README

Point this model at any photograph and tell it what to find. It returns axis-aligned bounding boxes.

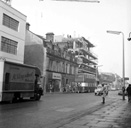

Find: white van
[94,85,103,95]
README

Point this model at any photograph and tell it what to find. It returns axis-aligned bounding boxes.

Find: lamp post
[52,0,100,3]
[107,30,125,100]
[127,32,131,41]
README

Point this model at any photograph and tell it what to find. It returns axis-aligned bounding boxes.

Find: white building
[0,0,26,63]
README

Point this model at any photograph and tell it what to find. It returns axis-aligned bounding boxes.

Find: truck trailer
[0,60,43,103]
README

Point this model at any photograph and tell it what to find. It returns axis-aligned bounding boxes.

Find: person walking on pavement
[49,81,53,93]
[101,83,107,104]
[126,84,131,102]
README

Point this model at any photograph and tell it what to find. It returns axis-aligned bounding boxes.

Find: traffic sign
[124,77,129,80]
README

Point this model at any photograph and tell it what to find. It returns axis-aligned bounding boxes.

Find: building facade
[55,36,98,92]
[99,72,115,84]
[0,0,26,63]
[45,33,78,92]
[24,31,79,93]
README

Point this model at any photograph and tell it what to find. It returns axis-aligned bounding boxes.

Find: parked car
[94,85,102,95]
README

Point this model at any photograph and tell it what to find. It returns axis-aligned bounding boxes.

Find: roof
[61,37,95,48]
[46,32,54,35]
[82,37,95,47]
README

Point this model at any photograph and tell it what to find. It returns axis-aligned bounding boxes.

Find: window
[1,36,18,55]
[3,14,19,31]
[5,73,10,90]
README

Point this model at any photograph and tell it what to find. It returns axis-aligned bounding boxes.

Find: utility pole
[107,30,125,100]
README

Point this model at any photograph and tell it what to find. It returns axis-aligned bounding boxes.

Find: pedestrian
[49,82,53,93]
[63,87,66,92]
[101,83,107,104]
[126,84,131,102]
[122,86,125,94]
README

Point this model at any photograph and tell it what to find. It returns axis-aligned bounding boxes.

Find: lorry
[0,60,43,103]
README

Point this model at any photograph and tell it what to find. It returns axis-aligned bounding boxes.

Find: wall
[0,1,26,63]
[24,30,45,75]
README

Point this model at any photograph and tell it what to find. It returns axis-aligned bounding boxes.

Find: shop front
[46,72,62,92]
[52,73,62,92]
[65,74,75,92]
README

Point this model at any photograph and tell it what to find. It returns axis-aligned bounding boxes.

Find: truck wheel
[35,93,41,101]
[12,96,18,103]
[9,99,13,104]
[19,97,23,101]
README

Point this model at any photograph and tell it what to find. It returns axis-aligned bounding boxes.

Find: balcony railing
[79,48,97,59]
[78,55,97,65]
[46,47,77,63]
[78,64,96,74]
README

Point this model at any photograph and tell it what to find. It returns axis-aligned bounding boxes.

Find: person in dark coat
[126,84,131,102]
[101,84,107,104]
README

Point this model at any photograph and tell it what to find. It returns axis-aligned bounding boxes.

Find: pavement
[57,98,131,128]
[44,92,131,128]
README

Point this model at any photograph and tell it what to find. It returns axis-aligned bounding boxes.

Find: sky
[11,0,131,82]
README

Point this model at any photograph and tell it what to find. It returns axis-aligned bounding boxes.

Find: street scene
[0,0,131,128]
[0,91,131,128]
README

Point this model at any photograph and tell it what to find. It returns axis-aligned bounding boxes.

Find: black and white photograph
[0,0,131,128]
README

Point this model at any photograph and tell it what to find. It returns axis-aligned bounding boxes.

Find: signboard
[124,77,129,80]
[52,73,61,80]
[9,65,35,83]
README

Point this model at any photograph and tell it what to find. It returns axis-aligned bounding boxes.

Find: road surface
[0,91,121,128]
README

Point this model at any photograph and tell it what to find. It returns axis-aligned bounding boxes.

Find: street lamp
[107,30,125,100]
[127,32,131,41]
[52,0,100,3]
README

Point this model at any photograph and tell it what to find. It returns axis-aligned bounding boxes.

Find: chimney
[3,0,12,6]
[46,32,54,42]
[26,22,30,30]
